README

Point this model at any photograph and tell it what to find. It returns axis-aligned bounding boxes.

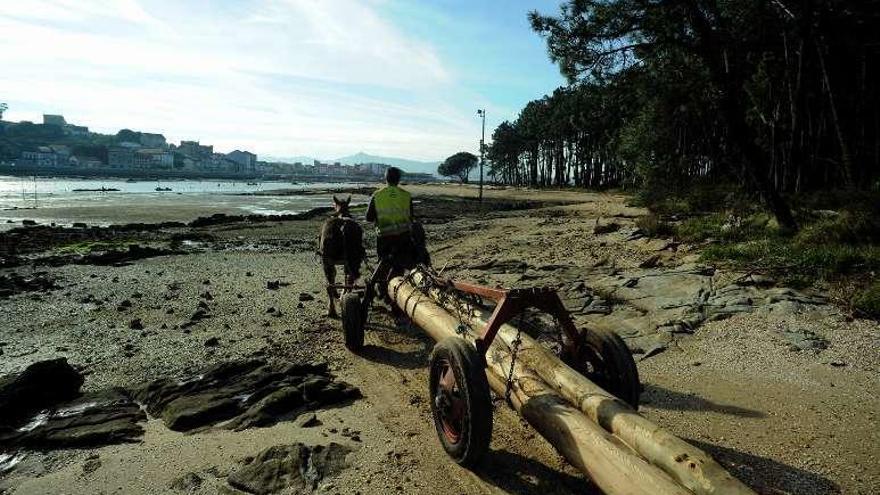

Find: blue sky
[0,0,566,161]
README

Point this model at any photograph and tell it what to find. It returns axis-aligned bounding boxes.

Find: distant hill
[263,152,439,176]
[333,152,439,176]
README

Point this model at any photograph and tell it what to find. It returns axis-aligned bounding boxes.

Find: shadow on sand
[641,383,767,418]
[686,438,840,495]
[475,448,596,495]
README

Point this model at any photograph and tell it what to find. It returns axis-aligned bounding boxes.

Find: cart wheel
[566,328,641,408]
[428,338,492,467]
[341,293,364,352]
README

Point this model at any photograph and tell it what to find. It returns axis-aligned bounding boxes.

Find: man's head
[385,167,402,186]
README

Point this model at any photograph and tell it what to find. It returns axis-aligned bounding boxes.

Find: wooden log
[389,277,692,495]
[400,273,756,495]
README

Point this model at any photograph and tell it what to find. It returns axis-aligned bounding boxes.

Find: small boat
[155,187,172,192]
[247,182,259,186]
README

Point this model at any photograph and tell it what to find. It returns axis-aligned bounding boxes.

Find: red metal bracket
[449,281,580,359]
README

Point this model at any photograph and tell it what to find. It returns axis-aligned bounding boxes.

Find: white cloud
[0,0,476,160]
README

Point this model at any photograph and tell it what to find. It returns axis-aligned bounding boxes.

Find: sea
[0,176,369,228]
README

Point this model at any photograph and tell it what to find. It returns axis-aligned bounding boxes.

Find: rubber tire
[428,338,493,467]
[579,328,641,408]
[341,293,364,352]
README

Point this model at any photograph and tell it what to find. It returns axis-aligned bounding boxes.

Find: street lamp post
[476,108,485,203]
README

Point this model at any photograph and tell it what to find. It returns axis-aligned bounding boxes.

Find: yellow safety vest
[373,185,412,237]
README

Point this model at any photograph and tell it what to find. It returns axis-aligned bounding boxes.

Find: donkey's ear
[346,195,352,204]
[332,195,340,204]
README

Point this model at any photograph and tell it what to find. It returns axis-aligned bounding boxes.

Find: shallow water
[0,176,368,228]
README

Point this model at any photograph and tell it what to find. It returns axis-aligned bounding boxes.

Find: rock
[0,358,84,427]
[197,300,210,310]
[205,337,220,347]
[227,443,350,494]
[298,293,315,302]
[638,254,662,269]
[129,319,144,330]
[0,273,59,299]
[200,291,214,301]
[781,329,828,352]
[22,219,37,226]
[0,388,145,448]
[161,393,241,431]
[266,307,276,314]
[294,412,321,428]
[191,309,209,321]
[266,281,281,290]
[170,472,203,491]
[82,456,101,474]
[134,360,360,433]
[593,222,620,235]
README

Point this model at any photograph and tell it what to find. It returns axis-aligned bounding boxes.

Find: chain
[504,312,526,407]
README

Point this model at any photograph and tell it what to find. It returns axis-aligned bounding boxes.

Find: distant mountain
[262,152,439,176]
[333,152,438,175]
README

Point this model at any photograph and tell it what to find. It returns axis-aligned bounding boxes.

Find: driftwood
[389,274,756,495]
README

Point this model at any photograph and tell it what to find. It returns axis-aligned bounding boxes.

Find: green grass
[56,240,137,255]
[854,282,880,318]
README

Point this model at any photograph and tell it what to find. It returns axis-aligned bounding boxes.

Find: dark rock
[266,281,281,290]
[639,254,662,269]
[781,329,828,352]
[298,293,315,302]
[22,219,37,226]
[82,456,101,474]
[161,393,241,431]
[134,360,359,433]
[200,291,213,301]
[204,337,220,347]
[227,443,350,494]
[117,299,132,311]
[593,222,620,235]
[169,472,203,491]
[129,319,144,330]
[191,309,209,321]
[0,387,145,449]
[266,307,276,314]
[0,358,84,427]
[294,412,321,428]
[0,273,59,299]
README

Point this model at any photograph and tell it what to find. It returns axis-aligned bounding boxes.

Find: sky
[0,0,566,162]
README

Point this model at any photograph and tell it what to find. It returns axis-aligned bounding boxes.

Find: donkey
[318,195,365,318]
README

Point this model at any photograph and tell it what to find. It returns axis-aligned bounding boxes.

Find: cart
[335,261,641,467]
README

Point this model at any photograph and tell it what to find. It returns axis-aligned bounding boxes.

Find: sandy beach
[1,184,877,495]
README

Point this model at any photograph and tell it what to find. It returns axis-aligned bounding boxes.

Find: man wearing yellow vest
[366,167,414,267]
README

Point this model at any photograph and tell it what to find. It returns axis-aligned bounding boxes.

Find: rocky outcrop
[575,264,831,358]
[0,272,59,298]
[227,443,350,494]
[134,359,361,432]
[0,359,145,449]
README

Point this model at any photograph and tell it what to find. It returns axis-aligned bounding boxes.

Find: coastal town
[0,112,429,180]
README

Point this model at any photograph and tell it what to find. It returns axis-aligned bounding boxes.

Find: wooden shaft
[389,277,693,495]
[396,273,756,495]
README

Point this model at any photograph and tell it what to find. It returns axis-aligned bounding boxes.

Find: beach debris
[134,359,361,433]
[227,443,350,494]
[298,293,315,302]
